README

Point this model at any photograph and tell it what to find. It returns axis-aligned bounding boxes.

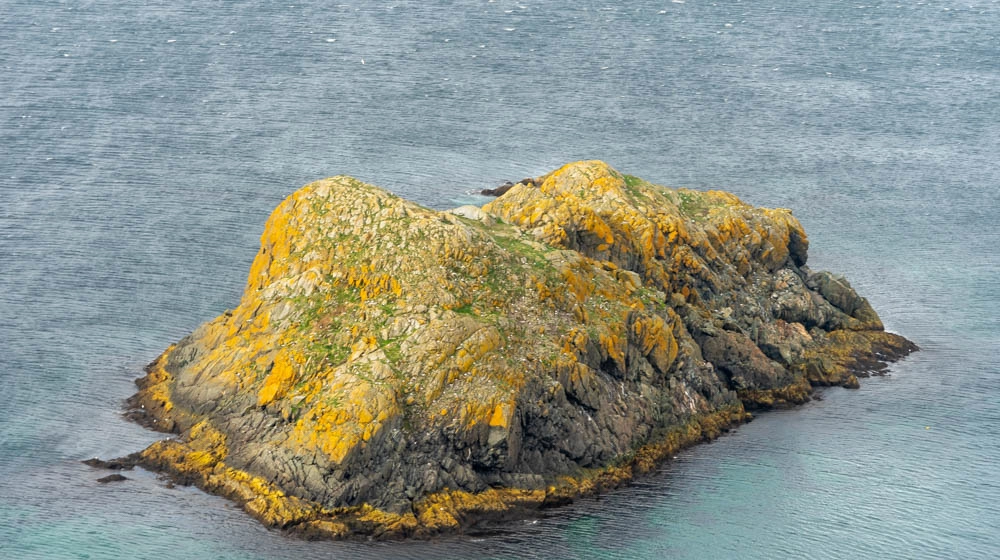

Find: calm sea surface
[2,1,998,558]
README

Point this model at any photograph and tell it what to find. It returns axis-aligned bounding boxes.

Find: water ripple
[3,0,999,558]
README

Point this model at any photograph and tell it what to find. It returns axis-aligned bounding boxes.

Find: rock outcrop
[114,161,915,538]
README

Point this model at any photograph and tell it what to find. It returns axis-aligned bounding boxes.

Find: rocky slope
[109,161,915,538]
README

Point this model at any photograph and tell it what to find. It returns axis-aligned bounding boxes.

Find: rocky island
[106,161,915,539]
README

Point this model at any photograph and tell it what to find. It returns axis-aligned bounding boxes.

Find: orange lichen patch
[451,326,501,374]
[598,331,626,371]
[136,346,176,414]
[578,209,615,246]
[243,186,334,293]
[629,312,680,372]
[657,212,691,246]
[559,262,594,302]
[213,467,320,528]
[257,349,301,406]
[345,265,403,301]
[415,500,459,531]
[139,420,228,477]
[138,431,324,529]
[349,335,379,360]
[488,402,514,428]
[591,174,624,195]
[349,505,420,535]
[283,373,398,461]
[306,424,361,464]
[562,327,589,356]
[225,307,272,339]
[187,420,227,453]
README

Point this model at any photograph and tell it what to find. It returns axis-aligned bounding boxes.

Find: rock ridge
[105,160,915,539]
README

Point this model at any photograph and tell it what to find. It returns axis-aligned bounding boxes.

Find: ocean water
[2,0,998,558]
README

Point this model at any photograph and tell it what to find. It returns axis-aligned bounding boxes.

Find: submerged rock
[117,160,915,538]
[481,177,537,197]
[97,474,129,484]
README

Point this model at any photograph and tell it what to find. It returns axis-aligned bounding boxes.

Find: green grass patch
[377,334,406,365]
[622,174,655,202]
[490,233,553,272]
[678,191,712,221]
[622,174,644,188]
[452,303,476,315]
[307,339,351,367]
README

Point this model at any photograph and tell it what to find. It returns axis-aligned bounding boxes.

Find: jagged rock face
[123,161,915,538]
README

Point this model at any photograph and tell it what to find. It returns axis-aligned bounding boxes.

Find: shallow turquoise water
[2,1,998,558]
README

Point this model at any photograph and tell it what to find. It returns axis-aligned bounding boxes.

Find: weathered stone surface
[115,160,915,539]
